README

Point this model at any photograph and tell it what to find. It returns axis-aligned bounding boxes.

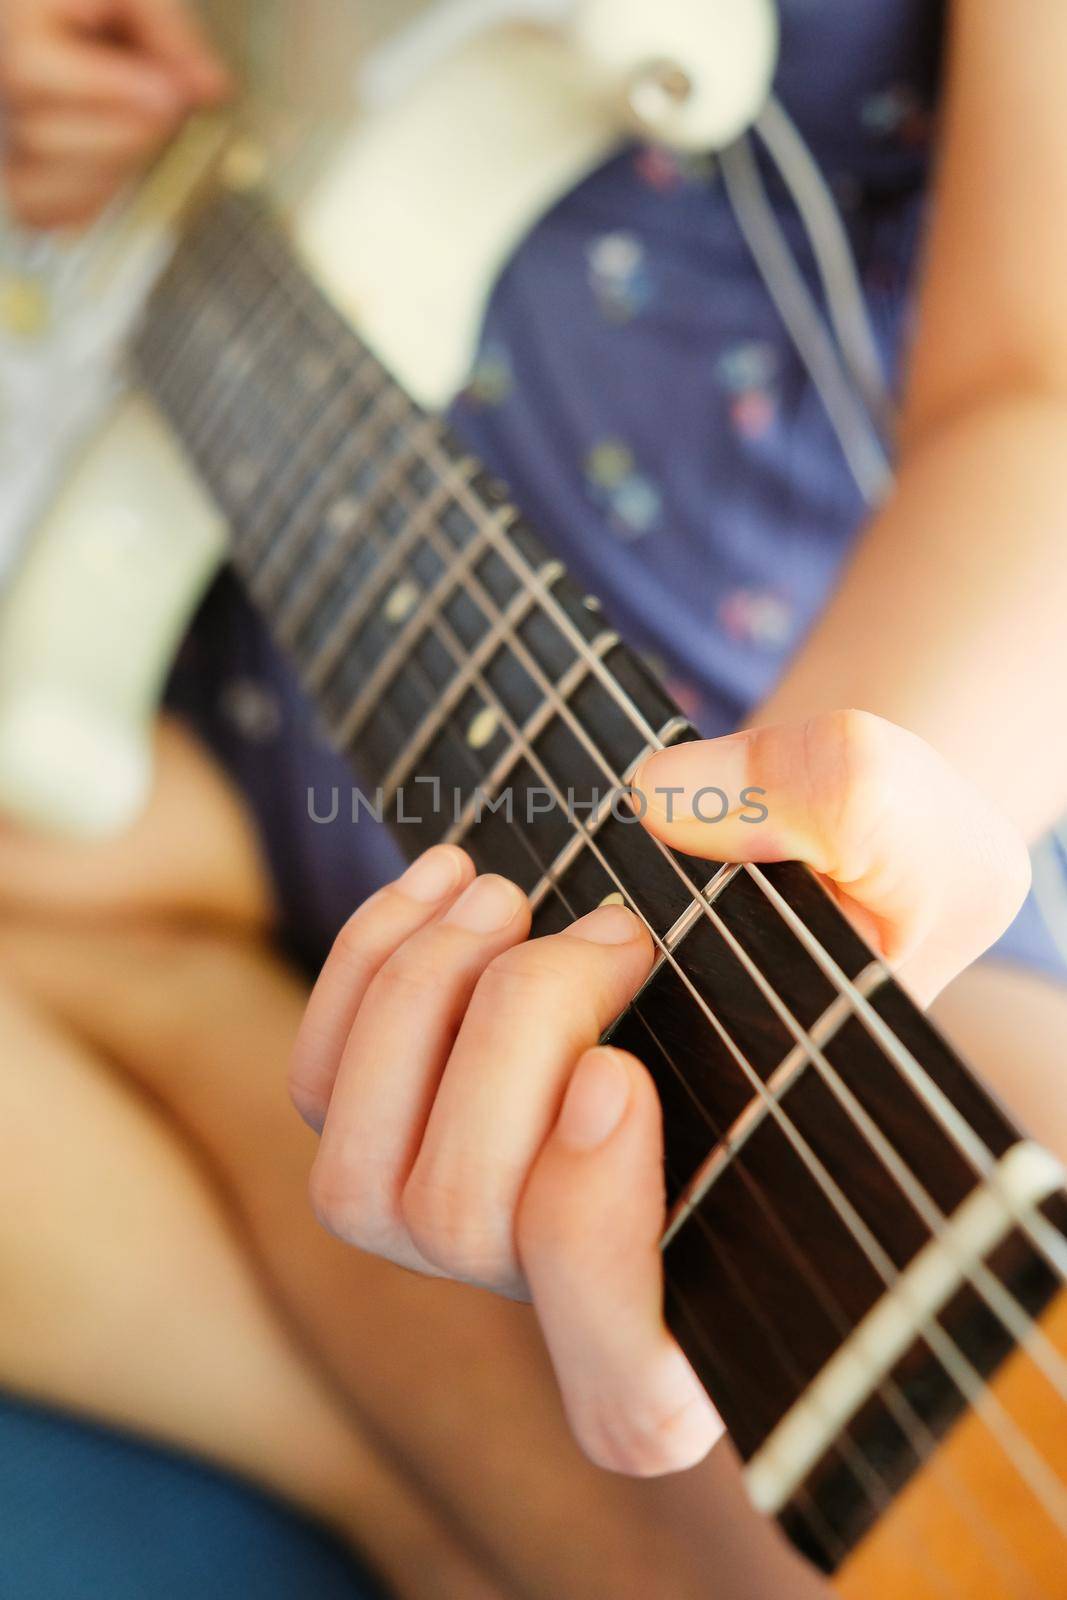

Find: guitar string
[139,192,1067,1552]
[747,861,1067,1286]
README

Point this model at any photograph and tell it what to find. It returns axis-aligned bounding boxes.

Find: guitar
[1,5,1065,1595]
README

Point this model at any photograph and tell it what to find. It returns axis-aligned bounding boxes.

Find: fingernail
[556,1050,631,1150]
[443,874,524,934]
[397,846,464,903]
[568,904,642,944]
[633,734,752,823]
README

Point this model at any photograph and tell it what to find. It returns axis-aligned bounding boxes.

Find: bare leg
[0,917,826,1600]
[0,972,509,1600]
[0,718,274,931]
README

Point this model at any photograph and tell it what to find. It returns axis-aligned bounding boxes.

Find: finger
[289,845,475,1132]
[400,904,654,1292]
[4,152,121,227]
[2,32,184,117]
[632,711,1030,1002]
[112,0,232,102]
[519,1046,723,1475]
[8,105,169,162]
[311,872,532,1271]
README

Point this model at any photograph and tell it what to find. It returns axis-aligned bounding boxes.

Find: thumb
[518,1046,723,1476]
[631,710,1030,1003]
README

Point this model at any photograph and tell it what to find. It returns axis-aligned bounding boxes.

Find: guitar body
[836,1292,1067,1599]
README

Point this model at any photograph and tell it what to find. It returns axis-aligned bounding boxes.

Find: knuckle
[331,910,378,976]
[476,940,590,1013]
[827,707,897,769]
[813,707,895,794]
[469,954,601,1058]
[400,1168,516,1287]
[372,942,448,1009]
[308,1151,389,1253]
[799,708,899,871]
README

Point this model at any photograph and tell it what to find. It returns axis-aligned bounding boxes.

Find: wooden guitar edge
[833,1291,1067,1599]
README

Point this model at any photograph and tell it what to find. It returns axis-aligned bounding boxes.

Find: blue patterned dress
[166,0,1067,981]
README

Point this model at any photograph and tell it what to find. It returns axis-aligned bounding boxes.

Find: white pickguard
[0,1,778,836]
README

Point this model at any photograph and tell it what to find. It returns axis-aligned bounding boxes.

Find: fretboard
[134,188,1067,1576]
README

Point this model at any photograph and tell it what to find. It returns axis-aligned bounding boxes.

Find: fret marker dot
[384,580,420,624]
[326,496,359,535]
[466,707,500,750]
[599,891,626,908]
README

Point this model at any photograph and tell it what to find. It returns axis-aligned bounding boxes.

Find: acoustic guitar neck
[135,186,1067,1596]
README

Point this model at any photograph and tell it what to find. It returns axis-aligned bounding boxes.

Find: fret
[656,863,739,953]
[755,867,1067,1282]
[157,219,381,564]
[303,467,489,713]
[158,230,285,447]
[663,960,889,1248]
[770,1165,1067,1568]
[322,528,495,746]
[433,456,666,754]
[154,285,300,515]
[209,209,398,530]
[604,865,879,1213]
[420,475,754,951]
[240,374,413,574]
[526,713,690,913]
[667,1106,893,1462]
[269,418,454,651]
[252,379,398,595]
[380,561,565,801]
[152,279,265,454]
[180,259,281,426]
[248,382,420,604]
[203,351,377,556]
[646,900,1067,1553]
[139,197,256,391]
[446,629,620,848]
[637,857,1018,1250]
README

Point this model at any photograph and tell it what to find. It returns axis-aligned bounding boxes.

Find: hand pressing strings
[290,710,1029,1476]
